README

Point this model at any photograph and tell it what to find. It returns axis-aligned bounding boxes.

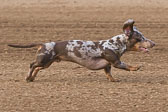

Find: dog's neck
[99,34,128,56]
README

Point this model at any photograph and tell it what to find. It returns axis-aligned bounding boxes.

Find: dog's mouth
[139,47,149,53]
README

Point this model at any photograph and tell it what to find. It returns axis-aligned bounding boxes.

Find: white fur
[99,34,127,55]
[44,42,56,59]
[45,42,55,51]
[66,40,102,59]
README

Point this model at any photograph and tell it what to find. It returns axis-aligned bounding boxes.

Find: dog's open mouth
[139,47,149,53]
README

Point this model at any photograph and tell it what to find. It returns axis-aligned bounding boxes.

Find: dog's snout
[146,39,155,48]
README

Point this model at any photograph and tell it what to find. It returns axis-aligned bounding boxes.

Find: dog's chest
[66,40,102,59]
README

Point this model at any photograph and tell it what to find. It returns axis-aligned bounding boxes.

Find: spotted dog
[8,19,155,82]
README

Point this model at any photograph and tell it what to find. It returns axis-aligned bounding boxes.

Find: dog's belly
[78,58,109,70]
[61,56,109,70]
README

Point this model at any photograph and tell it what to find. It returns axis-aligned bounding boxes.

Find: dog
[8,19,155,82]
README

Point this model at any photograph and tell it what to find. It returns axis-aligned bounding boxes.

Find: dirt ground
[0,0,168,112]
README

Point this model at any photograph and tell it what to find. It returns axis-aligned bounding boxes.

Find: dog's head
[123,19,155,52]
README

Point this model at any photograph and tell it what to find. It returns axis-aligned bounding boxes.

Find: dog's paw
[108,77,120,82]
[130,65,141,71]
[25,76,34,82]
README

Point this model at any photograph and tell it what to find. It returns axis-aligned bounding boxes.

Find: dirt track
[0,0,168,112]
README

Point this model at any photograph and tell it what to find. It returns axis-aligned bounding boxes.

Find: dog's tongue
[140,47,149,53]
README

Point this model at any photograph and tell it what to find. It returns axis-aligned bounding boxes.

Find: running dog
[8,19,155,82]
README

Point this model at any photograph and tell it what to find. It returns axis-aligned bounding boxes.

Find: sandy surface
[0,0,168,112]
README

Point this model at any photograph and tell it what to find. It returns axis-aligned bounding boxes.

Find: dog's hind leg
[26,61,39,82]
[26,58,54,82]
[28,67,43,82]
[30,60,54,82]
[27,51,56,82]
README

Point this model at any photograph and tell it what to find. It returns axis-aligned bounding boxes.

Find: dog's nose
[151,41,155,47]
[152,41,156,47]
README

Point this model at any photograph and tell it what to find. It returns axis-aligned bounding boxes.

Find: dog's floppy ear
[123,19,135,37]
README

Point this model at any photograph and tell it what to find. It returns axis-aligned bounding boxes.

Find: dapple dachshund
[8,19,155,82]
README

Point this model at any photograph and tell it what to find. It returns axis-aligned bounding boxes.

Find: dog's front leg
[113,60,141,71]
[104,65,117,82]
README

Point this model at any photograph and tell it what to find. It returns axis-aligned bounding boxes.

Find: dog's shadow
[35,74,168,85]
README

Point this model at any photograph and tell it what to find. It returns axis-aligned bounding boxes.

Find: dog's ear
[123,19,135,37]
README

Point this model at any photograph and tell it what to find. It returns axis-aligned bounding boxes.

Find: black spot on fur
[73,47,82,58]
[77,41,83,46]
[100,41,106,45]
[109,39,114,43]
[117,37,122,45]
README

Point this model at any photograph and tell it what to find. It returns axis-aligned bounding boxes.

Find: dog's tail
[8,43,43,48]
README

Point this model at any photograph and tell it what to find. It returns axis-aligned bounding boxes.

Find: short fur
[8,19,155,82]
